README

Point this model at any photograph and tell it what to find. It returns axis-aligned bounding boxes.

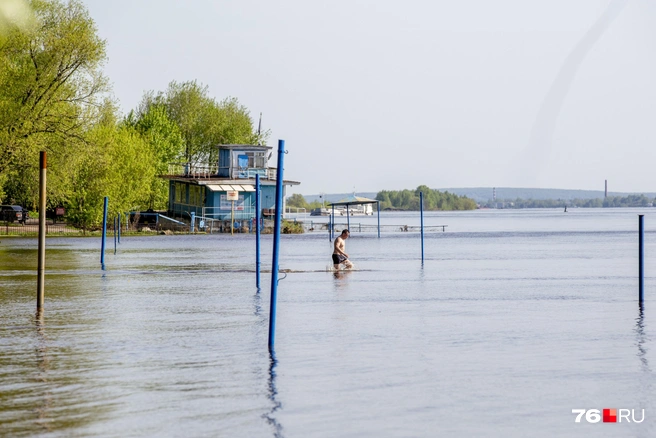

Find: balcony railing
[231,168,277,180]
[167,163,278,180]
[167,163,218,178]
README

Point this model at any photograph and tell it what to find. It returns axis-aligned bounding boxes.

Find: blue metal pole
[377,201,380,238]
[101,196,108,267]
[256,174,261,290]
[331,205,335,240]
[269,140,285,352]
[190,211,195,233]
[346,205,350,230]
[114,216,117,255]
[639,214,644,303]
[117,213,121,243]
[420,192,424,264]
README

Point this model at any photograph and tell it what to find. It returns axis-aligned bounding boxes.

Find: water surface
[1,209,654,437]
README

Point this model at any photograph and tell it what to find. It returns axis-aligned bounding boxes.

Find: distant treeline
[484,194,655,209]
[376,186,477,211]
[289,190,654,211]
[287,185,477,211]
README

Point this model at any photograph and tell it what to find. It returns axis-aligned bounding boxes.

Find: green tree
[375,191,392,209]
[137,81,266,166]
[125,104,184,209]
[66,115,156,229]
[0,0,107,209]
[1,1,270,226]
[286,193,309,209]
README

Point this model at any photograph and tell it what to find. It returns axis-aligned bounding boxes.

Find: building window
[236,151,267,168]
[189,186,204,206]
[175,183,186,204]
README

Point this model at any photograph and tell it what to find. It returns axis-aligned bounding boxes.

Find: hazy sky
[82,0,656,196]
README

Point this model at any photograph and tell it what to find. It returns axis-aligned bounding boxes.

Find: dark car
[0,205,25,223]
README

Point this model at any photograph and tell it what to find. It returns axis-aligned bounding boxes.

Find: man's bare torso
[333,236,345,255]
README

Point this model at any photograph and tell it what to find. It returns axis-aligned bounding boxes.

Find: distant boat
[310,208,331,216]
[311,206,373,216]
[341,204,373,216]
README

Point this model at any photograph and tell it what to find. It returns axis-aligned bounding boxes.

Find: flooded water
[1,209,654,437]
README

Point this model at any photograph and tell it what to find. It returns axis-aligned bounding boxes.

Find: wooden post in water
[36,151,47,309]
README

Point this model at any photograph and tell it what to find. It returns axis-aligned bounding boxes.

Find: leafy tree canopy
[0,1,268,227]
[0,0,107,170]
[135,81,268,166]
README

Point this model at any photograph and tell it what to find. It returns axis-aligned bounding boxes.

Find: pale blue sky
[82,0,656,195]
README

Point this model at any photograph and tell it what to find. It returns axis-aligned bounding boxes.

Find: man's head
[341,229,350,238]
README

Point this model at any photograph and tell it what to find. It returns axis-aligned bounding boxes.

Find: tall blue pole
[117,213,121,243]
[639,214,644,303]
[190,211,195,233]
[101,196,108,267]
[269,140,285,352]
[114,216,117,255]
[377,201,380,238]
[420,192,424,264]
[256,174,261,290]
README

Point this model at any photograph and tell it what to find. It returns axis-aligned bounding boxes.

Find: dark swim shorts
[332,254,347,264]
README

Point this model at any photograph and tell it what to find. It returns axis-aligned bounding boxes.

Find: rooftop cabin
[161,144,300,225]
[217,144,272,179]
[168,144,276,180]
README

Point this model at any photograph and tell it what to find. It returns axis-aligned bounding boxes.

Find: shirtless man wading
[332,229,353,270]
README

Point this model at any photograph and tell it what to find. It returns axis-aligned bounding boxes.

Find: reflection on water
[34,309,52,433]
[635,304,651,373]
[332,270,351,292]
[264,352,284,438]
[634,304,653,438]
[254,289,263,316]
[1,301,113,436]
